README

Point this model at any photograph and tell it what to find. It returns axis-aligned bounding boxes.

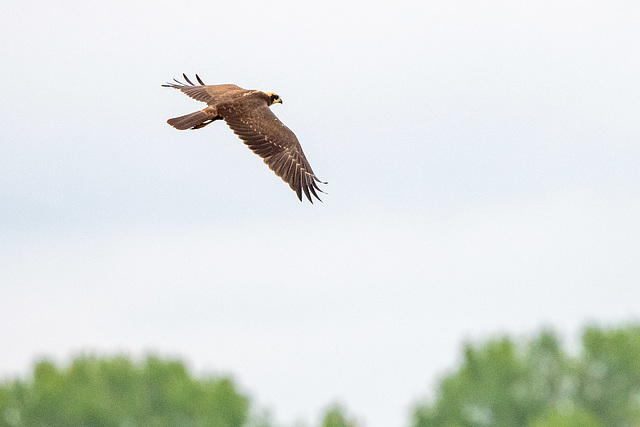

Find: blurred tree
[0,354,249,427]
[3,325,639,427]
[529,408,601,427]
[412,325,640,427]
[319,404,358,427]
[576,326,640,426]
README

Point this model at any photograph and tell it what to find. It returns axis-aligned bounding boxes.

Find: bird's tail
[167,110,221,130]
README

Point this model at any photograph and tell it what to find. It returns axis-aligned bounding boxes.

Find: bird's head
[265,92,283,105]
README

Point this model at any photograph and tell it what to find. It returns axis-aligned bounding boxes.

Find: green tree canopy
[3,325,639,427]
[0,354,249,427]
[0,355,362,427]
[412,325,640,427]
[319,404,359,427]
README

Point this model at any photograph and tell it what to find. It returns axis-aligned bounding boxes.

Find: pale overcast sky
[1,1,640,426]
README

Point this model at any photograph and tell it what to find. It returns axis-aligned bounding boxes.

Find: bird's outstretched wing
[222,101,326,203]
[162,74,243,105]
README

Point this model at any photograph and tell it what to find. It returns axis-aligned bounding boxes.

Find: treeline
[1,324,639,426]
[0,354,356,427]
[413,324,640,427]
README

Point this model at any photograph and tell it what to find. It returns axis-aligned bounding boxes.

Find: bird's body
[163,74,325,203]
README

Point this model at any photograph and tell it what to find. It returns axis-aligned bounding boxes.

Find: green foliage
[0,354,363,427]
[413,325,640,427]
[0,354,249,427]
[529,408,600,427]
[577,326,640,426]
[2,325,639,427]
[319,404,358,427]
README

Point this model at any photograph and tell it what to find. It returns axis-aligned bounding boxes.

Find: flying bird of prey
[163,74,326,203]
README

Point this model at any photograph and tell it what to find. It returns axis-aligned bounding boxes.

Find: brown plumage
[163,74,326,203]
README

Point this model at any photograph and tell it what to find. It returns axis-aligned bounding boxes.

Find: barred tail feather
[167,111,221,130]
